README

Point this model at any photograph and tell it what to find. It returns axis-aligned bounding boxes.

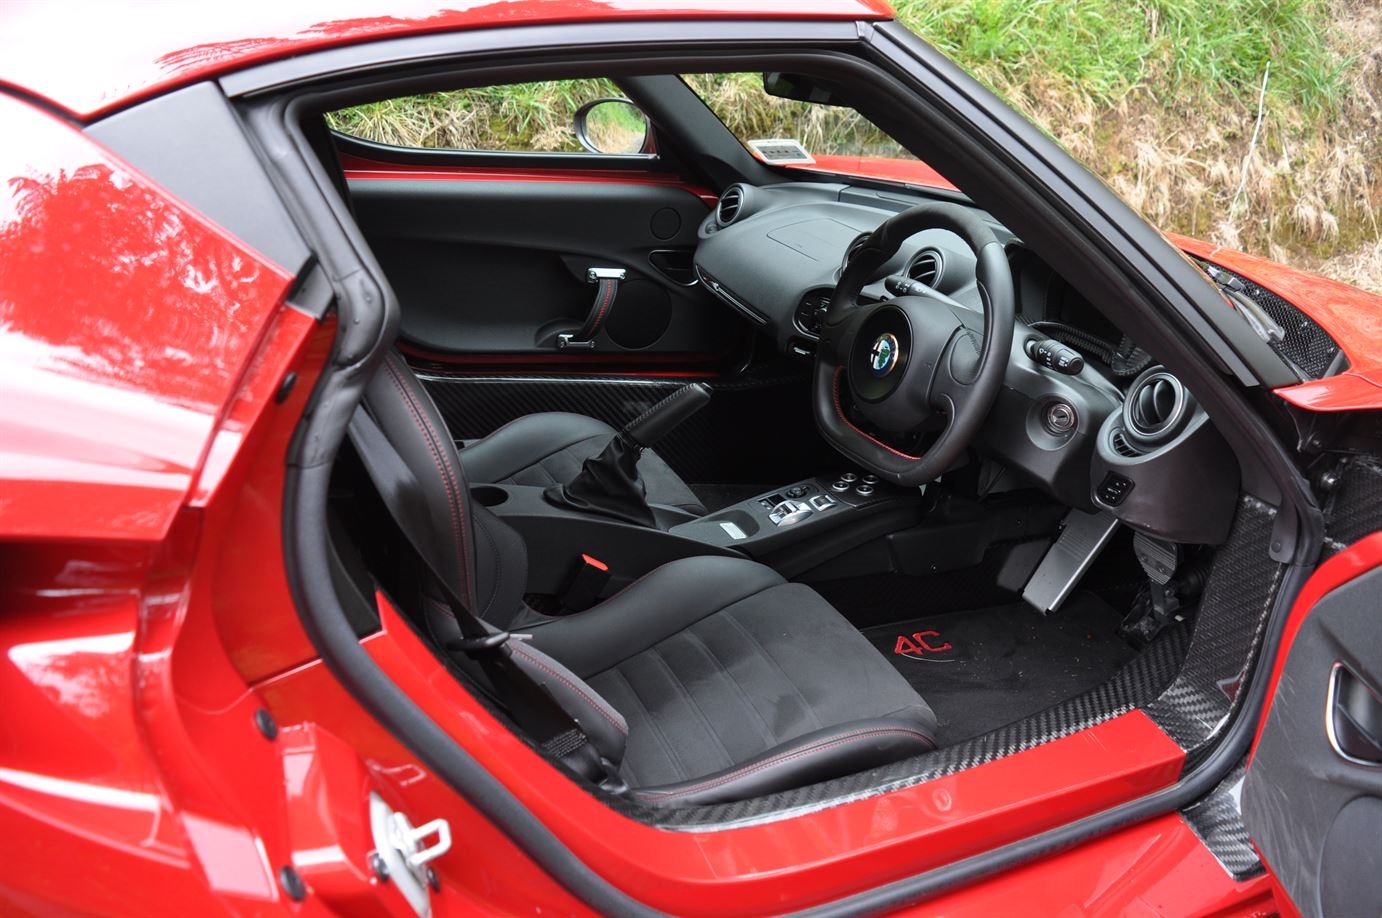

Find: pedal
[1021,509,1120,615]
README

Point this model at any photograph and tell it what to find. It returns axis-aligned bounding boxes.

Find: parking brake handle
[622,383,712,448]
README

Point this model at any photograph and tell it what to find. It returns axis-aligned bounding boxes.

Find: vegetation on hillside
[328,0,1381,292]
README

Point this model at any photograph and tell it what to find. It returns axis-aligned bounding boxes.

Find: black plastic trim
[87,81,313,277]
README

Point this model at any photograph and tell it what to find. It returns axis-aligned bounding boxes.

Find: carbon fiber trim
[609,619,1190,829]
[1143,497,1282,767]
[1199,261,1341,379]
[1181,764,1263,880]
[417,366,834,484]
[1323,455,1382,557]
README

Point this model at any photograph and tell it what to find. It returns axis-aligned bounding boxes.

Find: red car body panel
[0,0,892,120]
[0,94,295,543]
[243,590,1184,914]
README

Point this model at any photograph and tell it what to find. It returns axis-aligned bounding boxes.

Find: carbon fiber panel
[1323,455,1382,556]
[1181,764,1263,880]
[417,367,833,484]
[1143,497,1282,766]
[1200,261,1341,379]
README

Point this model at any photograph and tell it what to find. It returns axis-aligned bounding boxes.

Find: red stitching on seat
[639,726,935,800]
[831,366,924,461]
[383,358,472,604]
[511,644,628,736]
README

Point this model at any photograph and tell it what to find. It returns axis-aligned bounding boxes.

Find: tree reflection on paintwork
[0,160,275,413]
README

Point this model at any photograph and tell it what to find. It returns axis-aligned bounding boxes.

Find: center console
[472,470,926,593]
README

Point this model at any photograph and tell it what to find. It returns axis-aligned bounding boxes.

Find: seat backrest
[362,351,529,632]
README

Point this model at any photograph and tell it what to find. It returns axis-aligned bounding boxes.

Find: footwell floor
[861,594,1137,746]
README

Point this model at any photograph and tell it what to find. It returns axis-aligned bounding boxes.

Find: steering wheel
[812,202,1015,486]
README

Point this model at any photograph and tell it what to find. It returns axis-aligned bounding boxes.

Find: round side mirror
[573,98,651,155]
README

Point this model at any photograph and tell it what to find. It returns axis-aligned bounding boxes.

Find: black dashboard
[692,181,1240,545]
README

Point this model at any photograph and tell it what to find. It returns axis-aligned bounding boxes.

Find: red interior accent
[581,553,609,572]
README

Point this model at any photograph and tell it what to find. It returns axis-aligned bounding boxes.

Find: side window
[327,78,650,155]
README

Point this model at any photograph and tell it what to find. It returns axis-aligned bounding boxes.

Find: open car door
[1242,530,1382,917]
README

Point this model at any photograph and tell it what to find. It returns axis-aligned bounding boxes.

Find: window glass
[681,73,918,163]
[327,78,625,153]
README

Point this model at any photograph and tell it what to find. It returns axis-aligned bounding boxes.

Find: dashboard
[692,181,1240,545]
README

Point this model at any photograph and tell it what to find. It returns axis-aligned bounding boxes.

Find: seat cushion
[527,557,937,799]
[457,412,706,515]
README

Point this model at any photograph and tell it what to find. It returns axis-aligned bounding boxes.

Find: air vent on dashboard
[716,186,745,226]
[841,234,871,274]
[1124,368,1191,445]
[1110,429,1141,458]
[906,249,943,287]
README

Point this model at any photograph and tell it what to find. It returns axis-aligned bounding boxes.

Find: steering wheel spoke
[811,202,1015,487]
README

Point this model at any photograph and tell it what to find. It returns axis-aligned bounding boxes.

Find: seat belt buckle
[561,554,611,612]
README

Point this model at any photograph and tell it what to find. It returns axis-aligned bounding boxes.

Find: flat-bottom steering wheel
[812,202,1015,486]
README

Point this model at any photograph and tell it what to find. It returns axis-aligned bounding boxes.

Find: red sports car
[2,2,1379,915]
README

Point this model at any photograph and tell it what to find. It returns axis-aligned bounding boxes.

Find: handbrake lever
[621,383,712,448]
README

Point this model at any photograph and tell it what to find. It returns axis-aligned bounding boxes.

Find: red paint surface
[0,0,893,120]
[787,153,958,191]
[0,93,294,543]
[1171,233,1382,411]
[914,812,1277,916]
[267,591,1185,914]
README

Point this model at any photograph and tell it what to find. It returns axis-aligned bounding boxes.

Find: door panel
[348,177,741,359]
[1243,538,1382,918]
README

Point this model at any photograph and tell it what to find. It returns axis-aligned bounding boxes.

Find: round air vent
[716,185,745,226]
[841,233,871,274]
[906,249,944,288]
[1124,367,1192,445]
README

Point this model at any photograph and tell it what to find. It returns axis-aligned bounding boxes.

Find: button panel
[1096,472,1134,506]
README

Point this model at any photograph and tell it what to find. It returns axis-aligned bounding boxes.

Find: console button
[1096,472,1134,506]
[861,474,878,485]
[841,472,859,483]
[855,483,875,497]
[830,480,850,493]
[784,484,809,498]
[809,494,837,511]
[769,499,813,525]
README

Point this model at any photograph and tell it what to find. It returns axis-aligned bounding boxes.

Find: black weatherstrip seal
[252,18,1323,917]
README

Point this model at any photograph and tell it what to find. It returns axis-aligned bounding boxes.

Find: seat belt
[345,407,607,780]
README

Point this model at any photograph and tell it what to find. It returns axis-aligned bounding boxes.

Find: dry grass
[987,0,1382,292]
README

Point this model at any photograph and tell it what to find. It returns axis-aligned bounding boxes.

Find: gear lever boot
[545,384,711,526]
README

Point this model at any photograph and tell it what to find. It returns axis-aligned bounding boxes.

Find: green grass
[898,0,1343,111]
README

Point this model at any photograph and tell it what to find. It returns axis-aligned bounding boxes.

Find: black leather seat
[458,411,707,515]
[358,353,937,805]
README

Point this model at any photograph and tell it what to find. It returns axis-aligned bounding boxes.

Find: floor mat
[861,593,1137,746]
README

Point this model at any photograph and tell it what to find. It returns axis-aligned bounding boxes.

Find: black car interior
[313,66,1304,807]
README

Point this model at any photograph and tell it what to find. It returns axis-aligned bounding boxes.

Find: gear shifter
[545,384,712,526]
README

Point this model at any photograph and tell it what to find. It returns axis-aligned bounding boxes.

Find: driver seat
[356,352,938,805]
